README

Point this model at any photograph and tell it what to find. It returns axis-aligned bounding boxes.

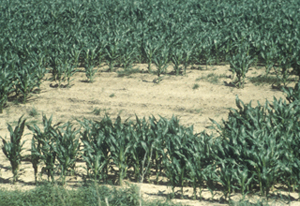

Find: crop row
[1,84,300,201]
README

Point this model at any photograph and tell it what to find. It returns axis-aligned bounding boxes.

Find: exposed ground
[0,64,298,205]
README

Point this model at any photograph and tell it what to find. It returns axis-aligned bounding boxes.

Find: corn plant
[27,115,60,183]
[274,58,292,87]
[119,45,137,71]
[162,121,195,199]
[260,40,277,74]
[215,159,237,201]
[48,56,66,88]
[142,40,158,73]
[228,48,254,88]
[148,116,169,185]
[83,47,98,83]
[106,116,132,186]
[186,131,215,200]
[0,68,14,113]
[28,54,47,92]
[105,42,120,72]
[233,166,254,200]
[78,118,110,182]
[15,64,39,103]
[52,122,80,185]
[171,48,184,76]
[0,115,26,184]
[153,46,170,77]
[128,116,154,183]
[30,136,42,185]
[182,44,194,75]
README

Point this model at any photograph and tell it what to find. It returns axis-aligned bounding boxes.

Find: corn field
[1,0,300,202]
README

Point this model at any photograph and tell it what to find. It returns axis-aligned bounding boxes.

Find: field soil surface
[0,64,298,205]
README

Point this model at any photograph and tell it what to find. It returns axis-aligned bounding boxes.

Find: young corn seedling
[171,48,184,76]
[0,115,27,184]
[48,56,66,88]
[182,44,194,75]
[228,52,253,88]
[143,40,158,73]
[84,48,98,83]
[153,46,170,77]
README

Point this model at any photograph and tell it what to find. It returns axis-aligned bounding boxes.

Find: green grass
[0,183,180,206]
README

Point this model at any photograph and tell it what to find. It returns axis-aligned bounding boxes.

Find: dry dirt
[0,64,299,205]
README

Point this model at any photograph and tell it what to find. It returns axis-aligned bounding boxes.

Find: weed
[196,73,227,84]
[248,75,280,86]
[117,68,141,77]
[192,84,200,90]
[28,107,39,117]
[109,93,115,98]
[92,108,101,115]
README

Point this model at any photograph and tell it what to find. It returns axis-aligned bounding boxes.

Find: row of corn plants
[1,0,300,84]
[2,83,300,201]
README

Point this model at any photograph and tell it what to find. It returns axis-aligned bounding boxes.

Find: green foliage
[153,46,170,77]
[27,115,61,183]
[15,64,40,103]
[52,122,80,185]
[211,95,300,198]
[282,81,300,103]
[83,48,98,83]
[78,118,110,182]
[0,115,26,184]
[0,183,179,206]
[228,47,254,88]
[0,68,14,113]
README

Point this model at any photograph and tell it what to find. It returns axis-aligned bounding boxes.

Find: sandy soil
[0,64,299,205]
